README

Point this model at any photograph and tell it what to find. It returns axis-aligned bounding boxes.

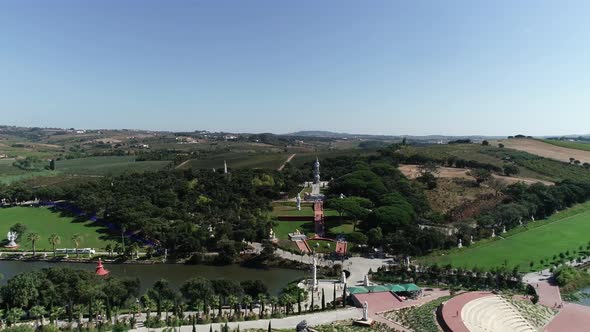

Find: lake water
[0,261,307,295]
[574,286,590,306]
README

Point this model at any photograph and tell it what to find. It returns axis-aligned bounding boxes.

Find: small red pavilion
[95,258,110,276]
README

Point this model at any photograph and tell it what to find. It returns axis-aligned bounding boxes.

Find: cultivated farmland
[497,138,590,164]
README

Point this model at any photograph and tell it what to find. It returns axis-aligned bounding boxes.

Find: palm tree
[162,300,174,320]
[71,234,82,258]
[30,305,46,327]
[49,234,61,257]
[257,293,267,318]
[242,295,253,315]
[27,232,41,256]
[227,295,238,317]
[6,307,24,326]
[105,244,113,257]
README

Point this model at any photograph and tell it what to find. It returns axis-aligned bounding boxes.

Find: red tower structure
[313,200,325,236]
[95,258,110,276]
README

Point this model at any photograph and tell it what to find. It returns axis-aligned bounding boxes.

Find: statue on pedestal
[491,229,496,238]
[5,231,18,248]
[269,228,276,240]
[362,301,369,321]
[341,271,347,285]
[470,235,474,244]
[296,193,301,211]
[313,158,320,184]
[458,239,463,248]
[502,225,506,233]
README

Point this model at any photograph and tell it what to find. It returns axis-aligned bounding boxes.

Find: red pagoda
[95,258,110,276]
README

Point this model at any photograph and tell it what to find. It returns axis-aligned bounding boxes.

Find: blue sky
[1,0,589,136]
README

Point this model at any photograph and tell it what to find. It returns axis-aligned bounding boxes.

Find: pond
[0,261,308,295]
[574,286,590,307]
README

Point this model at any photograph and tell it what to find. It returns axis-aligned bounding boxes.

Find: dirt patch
[498,138,590,164]
[399,164,553,186]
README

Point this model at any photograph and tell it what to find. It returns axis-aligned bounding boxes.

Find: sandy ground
[497,138,590,164]
[399,164,553,186]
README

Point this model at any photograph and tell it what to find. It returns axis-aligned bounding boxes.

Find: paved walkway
[439,291,492,332]
[277,154,296,171]
[129,308,362,332]
[544,302,590,332]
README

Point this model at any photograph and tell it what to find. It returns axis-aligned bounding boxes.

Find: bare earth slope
[498,138,590,164]
[399,164,553,185]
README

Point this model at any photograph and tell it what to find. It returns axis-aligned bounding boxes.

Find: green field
[0,207,119,251]
[420,201,590,271]
[541,139,590,152]
[56,156,170,176]
[274,221,313,239]
[182,152,290,170]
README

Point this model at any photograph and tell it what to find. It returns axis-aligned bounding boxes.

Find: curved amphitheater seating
[461,295,536,332]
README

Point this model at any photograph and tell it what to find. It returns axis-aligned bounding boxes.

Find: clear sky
[1,1,590,136]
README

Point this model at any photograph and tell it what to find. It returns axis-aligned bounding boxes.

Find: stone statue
[269,228,275,240]
[458,239,463,248]
[313,158,320,184]
[224,160,228,174]
[519,218,523,226]
[296,320,309,332]
[491,229,496,238]
[470,235,474,244]
[531,215,535,222]
[340,193,345,199]
[502,225,506,233]
[363,274,369,286]
[5,231,18,248]
[341,271,347,284]
[362,301,369,321]
[296,193,301,211]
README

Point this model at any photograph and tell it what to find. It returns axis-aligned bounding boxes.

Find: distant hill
[286,130,506,142]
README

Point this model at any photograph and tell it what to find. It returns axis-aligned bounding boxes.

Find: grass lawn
[273,221,314,239]
[419,201,590,271]
[328,223,355,235]
[307,239,335,253]
[0,207,120,252]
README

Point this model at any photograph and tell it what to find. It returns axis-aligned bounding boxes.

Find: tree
[486,178,506,196]
[49,159,56,170]
[27,232,40,256]
[30,305,46,327]
[6,307,25,326]
[71,234,83,258]
[570,157,575,164]
[180,277,214,309]
[498,143,505,148]
[48,234,61,257]
[469,169,492,186]
[503,165,519,177]
[10,223,27,240]
[482,140,489,146]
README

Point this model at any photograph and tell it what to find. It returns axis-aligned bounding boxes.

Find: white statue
[491,229,496,238]
[296,193,301,211]
[363,274,369,286]
[6,231,18,247]
[224,160,228,174]
[531,215,535,222]
[406,256,410,266]
[269,228,275,240]
[502,225,506,233]
[340,193,345,199]
[458,239,463,248]
[470,235,474,244]
[362,301,369,321]
[341,271,347,284]
[519,218,523,226]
